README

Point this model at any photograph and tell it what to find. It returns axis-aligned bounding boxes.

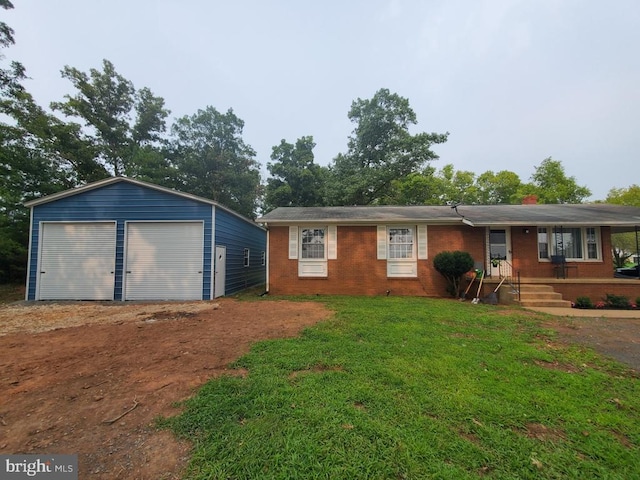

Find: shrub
[604,293,631,309]
[575,296,593,309]
[433,251,475,297]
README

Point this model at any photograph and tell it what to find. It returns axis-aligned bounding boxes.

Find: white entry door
[125,222,204,300]
[214,245,226,298]
[488,228,513,277]
[38,222,116,300]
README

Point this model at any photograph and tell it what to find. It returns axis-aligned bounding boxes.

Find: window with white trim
[378,224,428,277]
[538,227,549,259]
[537,226,601,261]
[289,225,337,277]
[389,227,414,259]
[301,228,325,259]
[243,248,250,267]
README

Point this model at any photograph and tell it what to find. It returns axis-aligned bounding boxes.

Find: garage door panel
[125,222,203,300]
[39,222,116,300]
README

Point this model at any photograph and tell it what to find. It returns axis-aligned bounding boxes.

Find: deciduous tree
[264,136,326,210]
[518,157,591,204]
[51,59,170,177]
[606,185,640,267]
[327,88,448,205]
[169,106,261,218]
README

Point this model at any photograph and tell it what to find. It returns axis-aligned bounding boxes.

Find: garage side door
[125,222,204,300]
[39,222,116,300]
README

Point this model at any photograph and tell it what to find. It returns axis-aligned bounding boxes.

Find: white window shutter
[377,225,387,260]
[288,226,298,259]
[417,225,428,260]
[328,225,337,260]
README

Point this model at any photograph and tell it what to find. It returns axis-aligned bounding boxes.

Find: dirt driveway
[0,299,332,479]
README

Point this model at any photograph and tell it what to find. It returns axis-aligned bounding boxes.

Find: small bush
[575,296,593,309]
[604,293,630,309]
[433,251,475,297]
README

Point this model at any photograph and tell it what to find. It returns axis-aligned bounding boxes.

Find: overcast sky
[6,0,640,201]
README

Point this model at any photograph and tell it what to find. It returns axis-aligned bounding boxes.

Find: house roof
[24,176,262,228]
[257,204,640,232]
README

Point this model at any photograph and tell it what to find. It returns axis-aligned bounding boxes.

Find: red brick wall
[510,226,614,278]
[267,225,486,296]
[553,282,640,305]
[268,225,635,300]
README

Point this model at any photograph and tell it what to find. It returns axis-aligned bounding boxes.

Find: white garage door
[38,222,116,300]
[124,222,204,300]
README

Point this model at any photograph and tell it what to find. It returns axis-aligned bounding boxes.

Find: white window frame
[538,226,602,261]
[244,248,250,267]
[301,228,326,260]
[289,225,337,277]
[378,224,427,278]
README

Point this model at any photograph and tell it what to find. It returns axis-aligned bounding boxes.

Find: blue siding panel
[28,182,215,300]
[215,208,267,295]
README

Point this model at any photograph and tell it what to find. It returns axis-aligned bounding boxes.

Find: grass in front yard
[164,297,639,479]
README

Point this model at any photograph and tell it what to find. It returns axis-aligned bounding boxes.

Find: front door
[214,246,226,298]
[488,228,512,277]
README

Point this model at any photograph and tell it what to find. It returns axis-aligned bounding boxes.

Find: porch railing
[490,259,520,302]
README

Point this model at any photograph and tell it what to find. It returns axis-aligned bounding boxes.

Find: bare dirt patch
[0,298,332,479]
[522,423,566,443]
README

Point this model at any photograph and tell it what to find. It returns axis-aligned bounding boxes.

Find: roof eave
[24,176,264,229]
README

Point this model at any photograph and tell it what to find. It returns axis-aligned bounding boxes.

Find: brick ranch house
[257,204,640,307]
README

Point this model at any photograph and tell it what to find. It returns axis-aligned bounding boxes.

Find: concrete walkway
[525,306,640,318]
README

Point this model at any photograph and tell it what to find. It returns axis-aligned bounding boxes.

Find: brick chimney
[522,194,538,205]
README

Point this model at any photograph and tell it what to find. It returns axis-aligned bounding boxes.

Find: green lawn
[163,296,639,479]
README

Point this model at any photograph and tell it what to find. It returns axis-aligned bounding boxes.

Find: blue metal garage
[24,177,266,301]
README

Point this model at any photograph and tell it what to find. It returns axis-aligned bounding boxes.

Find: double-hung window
[378,224,428,277]
[389,228,414,259]
[301,228,325,259]
[537,226,601,261]
[289,226,337,277]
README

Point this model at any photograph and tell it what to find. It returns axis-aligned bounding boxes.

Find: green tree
[327,88,448,205]
[388,166,443,205]
[264,136,326,210]
[517,157,591,204]
[0,1,66,281]
[388,165,523,206]
[435,164,480,205]
[169,106,261,218]
[0,121,71,281]
[51,59,170,177]
[606,185,640,206]
[606,185,640,267]
[476,170,522,204]
[0,0,25,97]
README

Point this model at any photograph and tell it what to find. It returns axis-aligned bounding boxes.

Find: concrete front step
[516,284,572,308]
[519,299,573,307]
